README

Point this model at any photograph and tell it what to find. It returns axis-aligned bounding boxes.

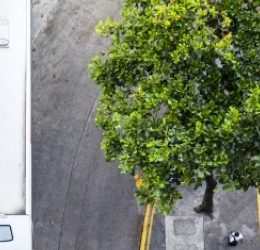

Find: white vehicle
[0,0,32,249]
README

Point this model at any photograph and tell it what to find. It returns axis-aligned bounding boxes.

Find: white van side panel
[25,0,32,217]
[0,0,27,214]
[0,215,32,250]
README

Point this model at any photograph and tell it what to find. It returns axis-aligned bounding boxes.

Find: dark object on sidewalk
[228,231,243,247]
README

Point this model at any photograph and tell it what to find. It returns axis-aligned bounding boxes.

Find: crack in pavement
[57,94,99,250]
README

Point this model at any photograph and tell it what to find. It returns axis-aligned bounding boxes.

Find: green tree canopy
[89,0,260,213]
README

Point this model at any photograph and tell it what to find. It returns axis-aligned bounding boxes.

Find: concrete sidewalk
[151,187,260,250]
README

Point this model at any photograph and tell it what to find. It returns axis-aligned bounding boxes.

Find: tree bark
[193,175,217,215]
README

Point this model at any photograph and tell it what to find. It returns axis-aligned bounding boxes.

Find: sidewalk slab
[166,216,204,250]
[151,186,260,250]
[204,188,260,250]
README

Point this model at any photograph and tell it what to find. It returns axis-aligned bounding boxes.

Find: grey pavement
[151,187,260,250]
[32,1,141,250]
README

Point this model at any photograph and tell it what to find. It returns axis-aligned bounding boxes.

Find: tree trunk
[193,175,217,215]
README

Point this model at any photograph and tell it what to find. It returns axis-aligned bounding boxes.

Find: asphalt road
[32,1,141,250]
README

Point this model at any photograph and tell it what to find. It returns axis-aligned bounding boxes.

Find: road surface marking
[140,204,155,250]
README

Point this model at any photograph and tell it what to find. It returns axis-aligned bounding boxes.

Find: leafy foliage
[89,0,260,213]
